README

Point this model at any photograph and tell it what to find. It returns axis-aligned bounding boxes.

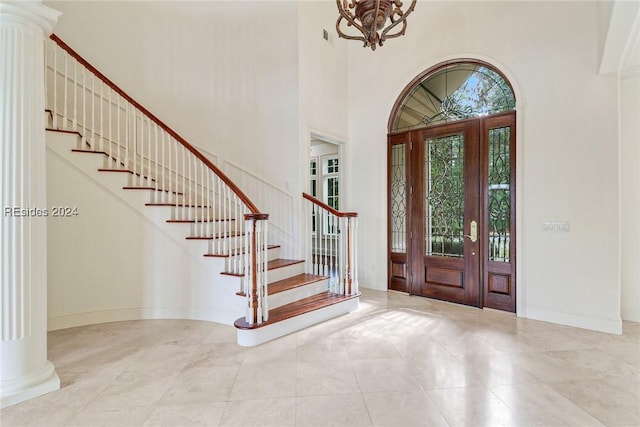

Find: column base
[0,361,60,409]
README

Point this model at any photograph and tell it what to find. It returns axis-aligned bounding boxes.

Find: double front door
[388,112,515,312]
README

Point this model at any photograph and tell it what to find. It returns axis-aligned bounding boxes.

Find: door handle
[464,220,478,243]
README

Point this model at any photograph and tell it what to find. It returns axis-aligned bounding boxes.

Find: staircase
[44,34,359,346]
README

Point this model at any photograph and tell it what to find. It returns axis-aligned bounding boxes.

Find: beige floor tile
[0,403,78,427]
[143,402,226,426]
[363,390,448,426]
[408,354,483,389]
[388,334,451,359]
[228,362,296,400]
[66,406,155,427]
[124,342,200,375]
[219,398,295,426]
[159,366,239,404]
[508,351,599,383]
[184,342,246,369]
[351,359,422,392]
[490,383,604,426]
[241,334,297,365]
[344,337,403,360]
[85,371,178,410]
[597,343,640,368]
[518,329,594,351]
[550,348,640,378]
[603,375,640,399]
[296,337,350,362]
[431,334,503,356]
[427,387,526,427]
[296,394,372,426]
[296,360,360,396]
[551,379,640,426]
[453,353,539,386]
[202,323,238,344]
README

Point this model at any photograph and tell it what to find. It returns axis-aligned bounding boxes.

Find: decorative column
[0,1,61,408]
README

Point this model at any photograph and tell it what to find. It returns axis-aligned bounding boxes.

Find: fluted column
[0,1,61,408]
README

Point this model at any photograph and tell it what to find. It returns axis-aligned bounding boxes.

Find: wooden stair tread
[268,259,304,270]
[234,291,359,330]
[167,218,234,224]
[122,186,184,195]
[204,244,280,258]
[186,231,244,240]
[268,273,328,295]
[221,258,303,277]
[235,273,328,297]
[146,203,213,208]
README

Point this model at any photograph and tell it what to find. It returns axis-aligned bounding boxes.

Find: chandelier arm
[336,16,368,43]
[336,0,367,34]
[380,0,417,41]
[380,20,408,41]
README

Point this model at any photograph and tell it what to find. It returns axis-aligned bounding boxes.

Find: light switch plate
[542,221,570,232]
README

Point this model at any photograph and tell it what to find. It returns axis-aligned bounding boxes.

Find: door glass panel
[425,134,464,257]
[488,127,510,262]
[391,144,407,252]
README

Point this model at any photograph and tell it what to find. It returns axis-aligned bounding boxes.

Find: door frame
[387,112,516,311]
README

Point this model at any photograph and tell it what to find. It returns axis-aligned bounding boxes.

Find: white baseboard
[47,306,238,331]
[621,306,640,323]
[526,306,622,335]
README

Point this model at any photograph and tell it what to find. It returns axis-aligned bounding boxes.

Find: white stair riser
[237,297,359,347]
[269,279,329,309]
[268,262,305,283]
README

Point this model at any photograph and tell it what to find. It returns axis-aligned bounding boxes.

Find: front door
[388,112,515,311]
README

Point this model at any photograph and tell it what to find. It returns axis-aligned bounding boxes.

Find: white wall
[348,1,622,333]
[297,2,351,256]
[47,0,300,202]
[621,73,640,322]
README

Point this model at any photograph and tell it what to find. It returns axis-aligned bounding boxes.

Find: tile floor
[1,289,639,426]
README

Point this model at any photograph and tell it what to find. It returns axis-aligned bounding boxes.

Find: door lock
[464,220,478,243]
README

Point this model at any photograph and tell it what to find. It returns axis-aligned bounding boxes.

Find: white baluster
[81,68,86,144]
[90,73,94,147]
[147,119,152,186]
[62,54,67,127]
[154,124,159,191]
[174,140,179,208]
[99,82,103,152]
[51,47,57,127]
[124,102,129,170]
[132,110,137,182]
[107,87,112,160]
[72,58,77,131]
[161,131,166,196]
[116,93,121,163]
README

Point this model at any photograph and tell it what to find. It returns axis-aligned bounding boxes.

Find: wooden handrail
[302,192,357,218]
[49,33,261,215]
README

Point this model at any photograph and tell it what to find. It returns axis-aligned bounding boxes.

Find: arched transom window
[391,61,515,132]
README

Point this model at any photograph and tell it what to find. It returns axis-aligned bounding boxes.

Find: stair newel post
[244,213,269,325]
[338,216,345,295]
[344,214,358,296]
[303,199,311,275]
[345,217,352,296]
[352,216,359,295]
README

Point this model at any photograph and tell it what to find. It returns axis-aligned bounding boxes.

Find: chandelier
[336,0,417,51]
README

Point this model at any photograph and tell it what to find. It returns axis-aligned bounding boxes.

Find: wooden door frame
[387,112,516,312]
